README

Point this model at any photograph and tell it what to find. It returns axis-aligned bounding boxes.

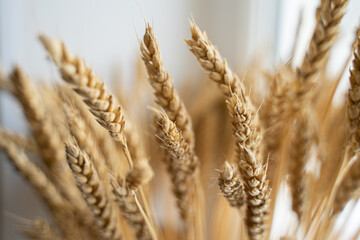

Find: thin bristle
[218,161,246,208]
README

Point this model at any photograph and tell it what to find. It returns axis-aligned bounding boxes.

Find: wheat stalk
[65,139,123,240]
[140,24,195,148]
[218,161,246,209]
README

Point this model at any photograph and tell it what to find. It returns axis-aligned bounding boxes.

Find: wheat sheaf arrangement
[1,1,360,239]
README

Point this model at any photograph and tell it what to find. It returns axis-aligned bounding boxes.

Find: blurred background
[1,0,360,239]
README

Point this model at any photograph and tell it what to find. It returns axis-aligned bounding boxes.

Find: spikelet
[218,161,246,208]
[140,24,195,148]
[65,139,123,240]
[153,108,199,221]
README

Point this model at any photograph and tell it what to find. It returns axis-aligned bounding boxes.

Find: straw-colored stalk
[0,127,38,152]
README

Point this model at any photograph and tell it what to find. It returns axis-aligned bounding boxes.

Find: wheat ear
[218,161,246,208]
[140,24,195,148]
[110,176,156,240]
[22,218,62,240]
[288,114,311,219]
[38,36,132,165]
[185,19,246,100]
[153,108,199,221]
[9,66,88,221]
[65,139,123,240]
[10,66,64,167]
[297,0,348,86]
[333,32,360,213]
[226,93,270,240]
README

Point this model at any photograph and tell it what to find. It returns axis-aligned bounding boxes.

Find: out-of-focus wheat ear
[0,136,86,240]
[21,218,62,240]
[0,127,38,152]
[0,68,15,93]
[288,114,311,219]
[333,32,360,214]
[296,0,348,88]
[185,19,246,101]
[10,66,64,167]
[38,35,132,167]
[218,161,246,209]
[152,107,199,222]
[124,118,154,190]
[65,139,123,240]
[110,175,157,240]
[9,66,89,222]
[140,24,195,148]
[226,93,270,240]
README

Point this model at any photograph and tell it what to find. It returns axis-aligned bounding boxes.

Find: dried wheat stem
[140,24,195,148]
[218,161,246,208]
[0,127,38,152]
[288,114,311,219]
[297,0,348,86]
[226,93,270,240]
[111,176,157,240]
[185,20,246,100]
[65,139,123,240]
[153,108,199,221]
[22,218,62,240]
